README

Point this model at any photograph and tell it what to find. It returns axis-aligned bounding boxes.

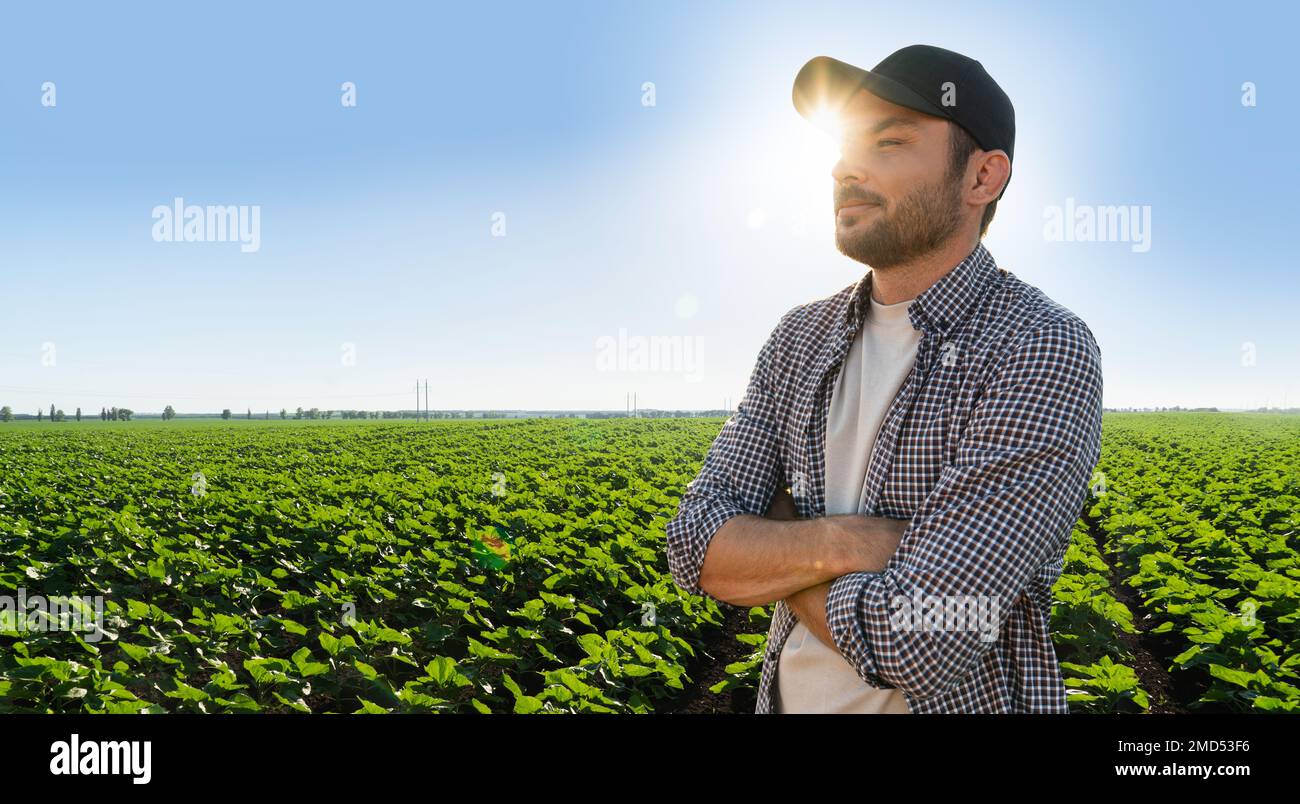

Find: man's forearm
[786,580,835,647]
[697,513,904,607]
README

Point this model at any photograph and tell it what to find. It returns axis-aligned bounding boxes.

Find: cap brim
[793,55,950,131]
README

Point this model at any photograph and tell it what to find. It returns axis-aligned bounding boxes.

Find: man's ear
[971,149,1010,204]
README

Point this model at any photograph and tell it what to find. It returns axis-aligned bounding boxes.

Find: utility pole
[416,381,420,421]
[424,380,429,422]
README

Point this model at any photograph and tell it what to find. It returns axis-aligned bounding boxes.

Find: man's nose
[831,156,863,186]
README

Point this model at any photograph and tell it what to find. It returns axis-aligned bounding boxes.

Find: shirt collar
[842,240,1003,340]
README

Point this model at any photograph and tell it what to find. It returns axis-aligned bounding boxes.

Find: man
[664,45,1104,714]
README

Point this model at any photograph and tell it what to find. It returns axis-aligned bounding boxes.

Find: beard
[834,171,964,269]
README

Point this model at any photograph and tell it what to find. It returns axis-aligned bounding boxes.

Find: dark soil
[661,603,757,714]
[1084,510,1190,713]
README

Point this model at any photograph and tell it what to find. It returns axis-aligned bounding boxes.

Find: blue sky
[0,0,1295,414]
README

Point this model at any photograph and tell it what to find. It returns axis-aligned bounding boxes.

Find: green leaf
[118,642,150,663]
[467,638,517,661]
[514,695,544,714]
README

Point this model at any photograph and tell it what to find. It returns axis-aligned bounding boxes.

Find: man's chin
[834,222,871,248]
[835,227,874,253]
[836,234,904,270]
[835,239,875,267]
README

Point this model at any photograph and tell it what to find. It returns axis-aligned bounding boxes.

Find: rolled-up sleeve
[824,319,1104,698]
[665,311,793,602]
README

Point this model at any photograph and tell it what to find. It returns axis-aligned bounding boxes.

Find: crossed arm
[663,309,908,657]
[695,485,907,634]
[753,486,875,650]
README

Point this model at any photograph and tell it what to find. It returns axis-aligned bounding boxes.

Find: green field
[1056,413,1300,712]
[0,414,1296,713]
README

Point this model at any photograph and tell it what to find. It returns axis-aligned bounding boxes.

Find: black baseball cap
[792,45,1015,200]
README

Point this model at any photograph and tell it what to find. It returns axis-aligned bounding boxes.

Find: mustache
[834,188,885,208]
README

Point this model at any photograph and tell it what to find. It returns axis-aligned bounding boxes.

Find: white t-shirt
[775,293,922,714]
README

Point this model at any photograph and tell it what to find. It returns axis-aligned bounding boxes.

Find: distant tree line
[0,404,126,421]
[0,404,762,422]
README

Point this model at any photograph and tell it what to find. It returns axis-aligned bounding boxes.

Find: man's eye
[877,139,902,147]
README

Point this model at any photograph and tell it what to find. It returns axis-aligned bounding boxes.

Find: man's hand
[824,513,909,572]
[768,485,909,651]
[696,485,911,607]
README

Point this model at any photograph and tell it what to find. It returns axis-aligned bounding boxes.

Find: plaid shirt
[665,241,1104,713]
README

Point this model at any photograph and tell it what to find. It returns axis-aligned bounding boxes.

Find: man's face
[831,89,965,269]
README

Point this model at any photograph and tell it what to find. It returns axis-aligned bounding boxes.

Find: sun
[774,106,843,236]
[808,106,844,144]
[735,104,844,242]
